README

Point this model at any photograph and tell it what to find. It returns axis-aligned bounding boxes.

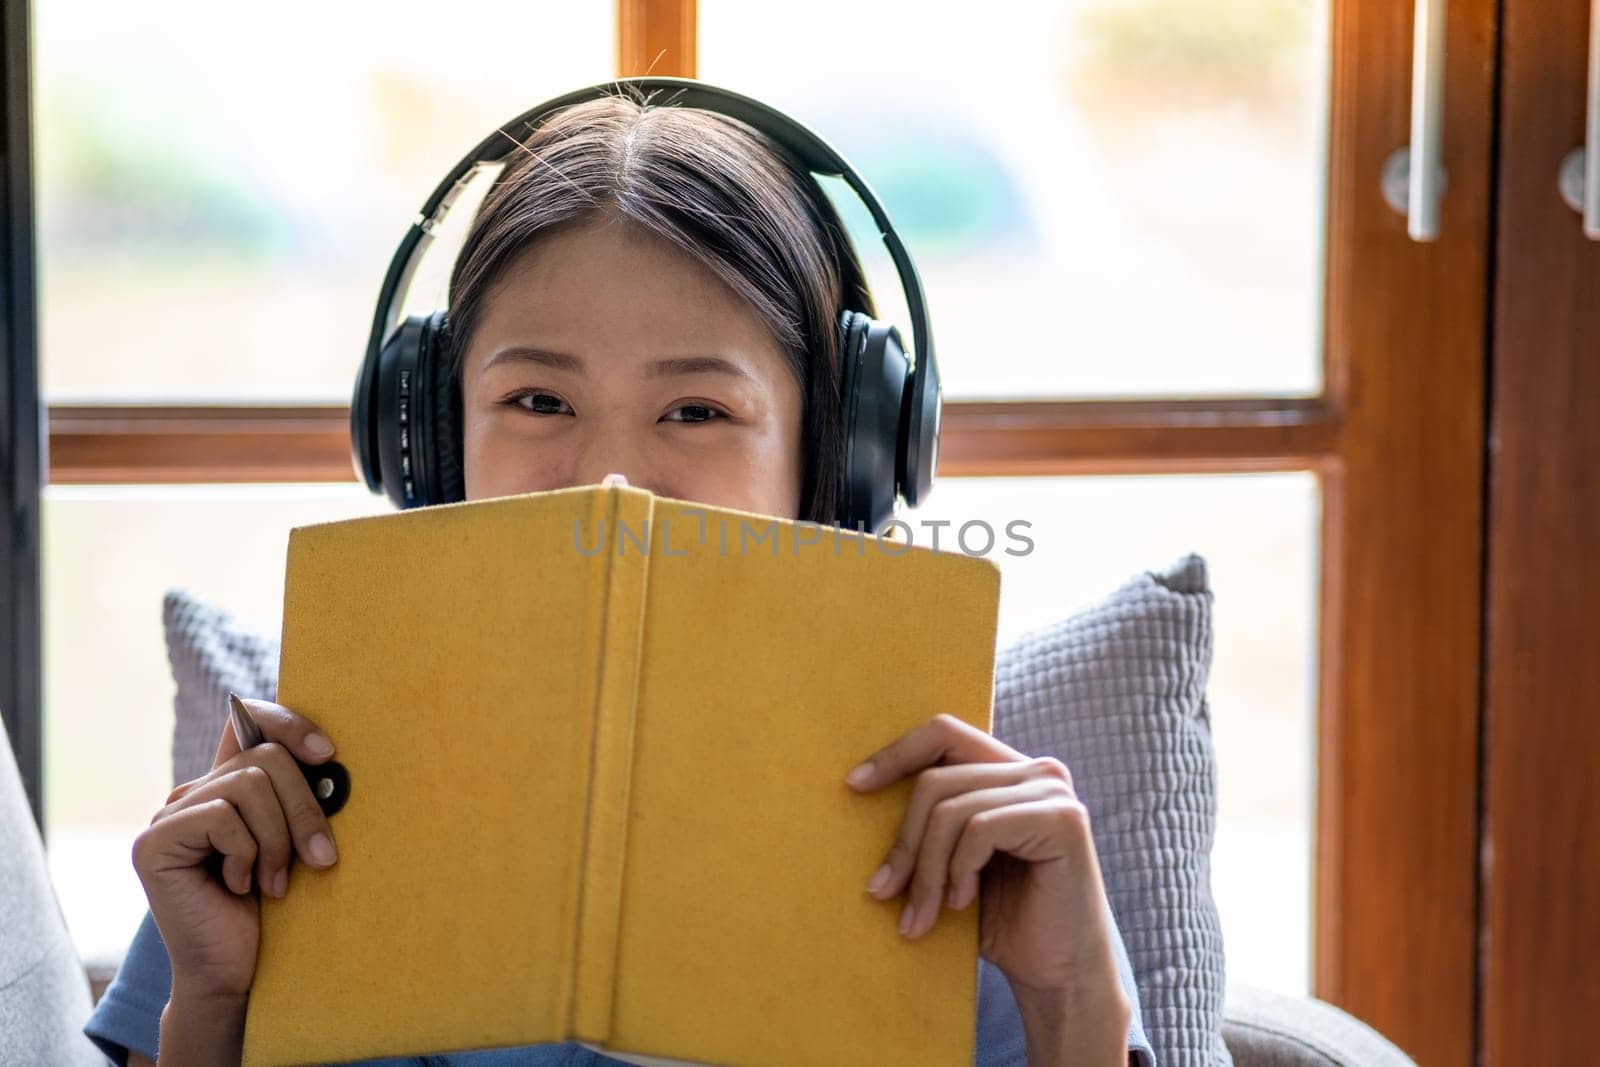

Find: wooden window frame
[35,1,1496,1063]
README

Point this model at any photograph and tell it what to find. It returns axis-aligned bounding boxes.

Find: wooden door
[1482,0,1600,1060]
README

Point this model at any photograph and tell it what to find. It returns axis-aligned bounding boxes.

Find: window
[914,473,1320,993]
[35,0,614,401]
[701,0,1332,399]
[22,3,1497,1060]
[42,484,389,962]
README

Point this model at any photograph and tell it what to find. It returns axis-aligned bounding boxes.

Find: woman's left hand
[845,713,1130,1061]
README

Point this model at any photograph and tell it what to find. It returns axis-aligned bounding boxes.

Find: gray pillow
[163,589,281,787]
[994,554,1229,1067]
[162,556,1231,1065]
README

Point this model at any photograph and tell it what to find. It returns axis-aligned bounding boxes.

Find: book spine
[567,486,654,1043]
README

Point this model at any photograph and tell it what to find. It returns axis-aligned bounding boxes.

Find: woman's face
[458,215,805,519]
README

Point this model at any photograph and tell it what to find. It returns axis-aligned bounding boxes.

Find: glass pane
[34,2,613,402]
[42,485,390,965]
[701,0,1330,400]
[44,476,1316,998]
[910,473,1319,994]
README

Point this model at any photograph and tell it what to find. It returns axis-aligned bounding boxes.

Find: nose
[568,432,658,495]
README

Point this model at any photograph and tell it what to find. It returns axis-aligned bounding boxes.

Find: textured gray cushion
[165,589,282,787]
[0,716,105,1065]
[1222,985,1416,1067]
[162,559,1230,1064]
[993,554,1230,1067]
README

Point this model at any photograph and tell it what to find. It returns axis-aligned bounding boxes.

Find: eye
[508,391,572,416]
[661,403,726,424]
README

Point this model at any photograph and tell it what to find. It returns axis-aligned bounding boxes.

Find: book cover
[241,484,1002,1067]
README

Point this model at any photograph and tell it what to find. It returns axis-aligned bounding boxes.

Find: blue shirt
[86,907,1155,1066]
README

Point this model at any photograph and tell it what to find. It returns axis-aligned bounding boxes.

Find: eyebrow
[483,346,754,382]
[483,346,585,374]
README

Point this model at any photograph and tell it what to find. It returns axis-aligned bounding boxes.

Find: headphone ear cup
[421,310,465,505]
[369,314,427,509]
[835,309,907,534]
[835,309,867,529]
[898,339,940,509]
[361,310,463,509]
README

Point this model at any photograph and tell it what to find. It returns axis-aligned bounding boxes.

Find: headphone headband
[359,78,938,494]
[355,77,941,525]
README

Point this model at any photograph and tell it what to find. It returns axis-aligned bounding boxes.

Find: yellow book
[241,483,1002,1067]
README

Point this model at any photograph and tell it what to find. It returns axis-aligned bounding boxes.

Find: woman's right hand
[131,697,340,1003]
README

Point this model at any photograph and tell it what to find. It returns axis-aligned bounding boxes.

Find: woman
[85,88,1153,1067]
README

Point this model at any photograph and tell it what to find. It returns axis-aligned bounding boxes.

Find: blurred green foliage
[39,77,284,258]
[1075,0,1313,81]
[825,122,1034,256]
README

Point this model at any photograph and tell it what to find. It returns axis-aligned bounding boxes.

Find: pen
[227,691,351,816]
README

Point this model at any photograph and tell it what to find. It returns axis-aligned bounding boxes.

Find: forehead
[462,216,791,376]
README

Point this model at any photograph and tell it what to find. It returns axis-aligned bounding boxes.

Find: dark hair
[446,88,875,525]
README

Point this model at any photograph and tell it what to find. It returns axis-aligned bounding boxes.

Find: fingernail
[866,863,892,895]
[304,732,335,758]
[272,868,288,898]
[899,900,917,937]
[947,882,963,909]
[845,761,875,788]
[307,832,337,866]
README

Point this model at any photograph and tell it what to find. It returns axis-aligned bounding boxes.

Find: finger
[845,712,1022,793]
[226,743,339,874]
[866,757,1071,901]
[172,741,339,878]
[134,797,258,896]
[945,795,1102,919]
[210,696,336,771]
[156,766,295,899]
[160,778,201,809]
[901,779,1068,939]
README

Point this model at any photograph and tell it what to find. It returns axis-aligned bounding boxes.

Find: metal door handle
[1381,0,1449,241]
[1558,0,1600,239]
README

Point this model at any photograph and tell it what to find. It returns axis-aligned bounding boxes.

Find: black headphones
[350,77,941,535]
